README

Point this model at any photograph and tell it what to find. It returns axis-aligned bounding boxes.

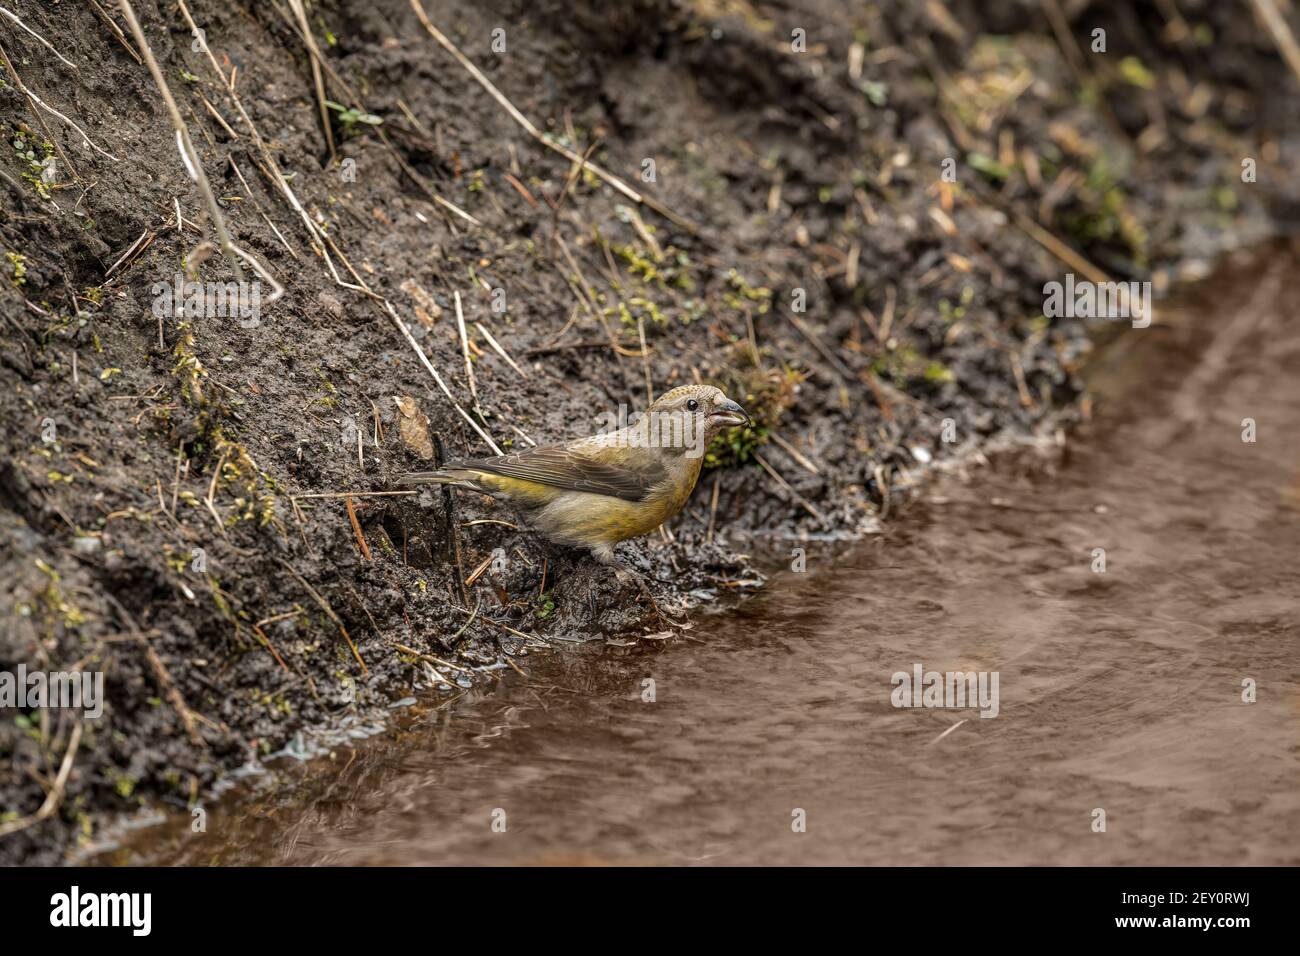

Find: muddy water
[109,248,1300,866]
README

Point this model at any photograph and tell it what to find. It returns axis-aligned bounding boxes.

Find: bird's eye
[687,399,699,411]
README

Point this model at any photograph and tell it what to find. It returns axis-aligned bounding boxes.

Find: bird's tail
[396,468,479,488]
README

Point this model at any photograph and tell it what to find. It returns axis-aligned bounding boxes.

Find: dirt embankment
[2,0,1297,863]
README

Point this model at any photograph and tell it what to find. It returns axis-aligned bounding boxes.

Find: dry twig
[408,0,697,233]
[0,722,82,839]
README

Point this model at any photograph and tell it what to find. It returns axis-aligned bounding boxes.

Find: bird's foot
[592,547,681,628]
[614,562,683,628]
[612,564,645,588]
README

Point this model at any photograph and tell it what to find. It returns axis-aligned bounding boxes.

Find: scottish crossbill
[399,385,749,573]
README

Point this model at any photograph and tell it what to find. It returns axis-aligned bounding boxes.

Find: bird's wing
[447,446,667,503]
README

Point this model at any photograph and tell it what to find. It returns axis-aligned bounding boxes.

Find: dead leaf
[393,395,433,460]
[400,279,443,326]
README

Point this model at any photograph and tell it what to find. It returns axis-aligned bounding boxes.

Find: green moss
[705,351,803,469]
[722,269,772,315]
[607,296,669,330]
[939,289,974,324]
[1059,152,1149,266]
[111,773,137,800]
[1117,56,1156,90]
[945,36,1035,132]
[871,344,955,389]
[923,361,955,383]
[5,251,26,286]
[612,241,697,292]
[32,558,87,629]
[171,325,278,528]
[10,128,56,198]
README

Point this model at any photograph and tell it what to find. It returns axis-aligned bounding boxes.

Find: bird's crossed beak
[710,398,750,427]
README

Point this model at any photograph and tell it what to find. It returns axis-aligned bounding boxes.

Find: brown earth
[1,0,1297,864]
[103,243,1300,866]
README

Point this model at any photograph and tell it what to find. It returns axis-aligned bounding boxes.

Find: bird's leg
[590,543,643,586]
[591,544,674,626]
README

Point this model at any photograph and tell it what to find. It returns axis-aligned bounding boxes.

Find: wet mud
[102,244,1299,865]
[2,0,1299,862]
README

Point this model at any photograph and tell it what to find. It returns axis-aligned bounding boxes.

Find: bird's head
[642,385,749,457]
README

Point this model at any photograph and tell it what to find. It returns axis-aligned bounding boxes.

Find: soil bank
[2,0,1298,863]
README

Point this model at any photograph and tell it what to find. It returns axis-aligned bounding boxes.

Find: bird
[398,384,749,579]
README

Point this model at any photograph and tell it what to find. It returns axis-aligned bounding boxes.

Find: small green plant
[859,79,888,106]
[11,128,56,198]
[966,151,1011,182]
[325,100,382,133]
[317,16,338,46]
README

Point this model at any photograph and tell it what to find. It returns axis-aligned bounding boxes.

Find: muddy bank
[102,242,1300,865]
[2,0,1298,864]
